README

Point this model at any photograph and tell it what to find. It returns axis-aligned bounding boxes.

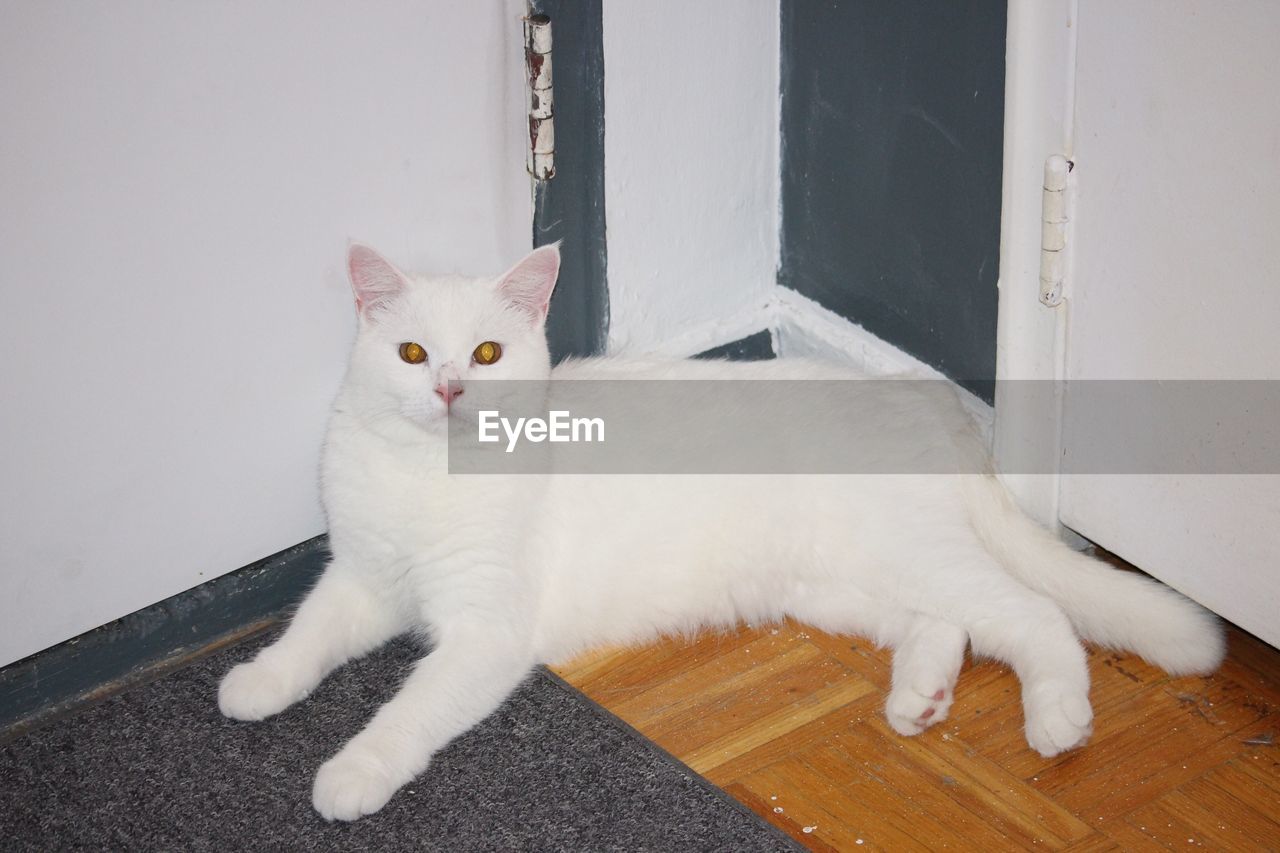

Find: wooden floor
[554,617,1280,850]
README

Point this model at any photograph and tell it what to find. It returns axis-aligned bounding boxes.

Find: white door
[1058,1,1280,645]
[0,2,529,668]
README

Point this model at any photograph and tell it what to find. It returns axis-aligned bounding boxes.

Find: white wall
[602,0,779,355]
[0,1,530,667]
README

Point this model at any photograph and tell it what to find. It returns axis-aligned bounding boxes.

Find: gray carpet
[0,632,798,851]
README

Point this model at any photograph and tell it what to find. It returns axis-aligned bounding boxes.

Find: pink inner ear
[348,244,407,313]
[497,244,561,322]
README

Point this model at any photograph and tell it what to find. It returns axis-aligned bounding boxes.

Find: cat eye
[473,341,502,365]
[398,342,427,364]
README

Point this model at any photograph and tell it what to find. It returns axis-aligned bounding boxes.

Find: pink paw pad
[886,684,956,737]
[917,690,947,722]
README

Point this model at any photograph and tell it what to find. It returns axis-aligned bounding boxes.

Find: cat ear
[496,244,561,324]
[347,243,409,315]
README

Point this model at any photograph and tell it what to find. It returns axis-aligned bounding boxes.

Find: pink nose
[434,384,463,405]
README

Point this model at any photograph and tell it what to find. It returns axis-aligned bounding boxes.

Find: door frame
[528,0,609,363]
[993,0,1077,529]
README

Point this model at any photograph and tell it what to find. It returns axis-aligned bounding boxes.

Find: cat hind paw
[885,685,954,737]
[1024,684,1093,757]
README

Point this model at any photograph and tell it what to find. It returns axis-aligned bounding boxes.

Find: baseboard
[774,288,932,376]
[629,286,992,434]
[773,286,994,435]
[622,299,776,360]
[0,536,328,739]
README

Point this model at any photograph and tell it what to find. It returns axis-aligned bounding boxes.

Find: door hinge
[524,14,555,181]
[1039,154,1072,307]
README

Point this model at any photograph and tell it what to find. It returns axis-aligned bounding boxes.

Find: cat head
[341,243,560,430]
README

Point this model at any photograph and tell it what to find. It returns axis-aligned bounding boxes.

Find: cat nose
[434,383,463,405]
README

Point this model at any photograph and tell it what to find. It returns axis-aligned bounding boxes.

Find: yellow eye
[473,341,502,365]
[398,342,427,364]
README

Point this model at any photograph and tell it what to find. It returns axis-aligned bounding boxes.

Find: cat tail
[964,475,1226,675]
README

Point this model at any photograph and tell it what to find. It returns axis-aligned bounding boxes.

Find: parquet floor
[554,614,1280,850]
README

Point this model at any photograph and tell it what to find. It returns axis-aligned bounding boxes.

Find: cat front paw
[218,659,308,721]
[1023,682,1093,757]
[313,748,405,822]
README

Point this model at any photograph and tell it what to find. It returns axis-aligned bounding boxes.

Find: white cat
[219,243,1225,821]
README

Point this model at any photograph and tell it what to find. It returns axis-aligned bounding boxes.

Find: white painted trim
[618,279,997,438]
[773,288,994,436]
[993,0,1077,528]
[621,297,775,360]
[774,288,941,377]
[618,280,995,440]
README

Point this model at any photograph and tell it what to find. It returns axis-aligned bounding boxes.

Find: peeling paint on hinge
[1039,154,1072,307]
[524,13,554,180]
